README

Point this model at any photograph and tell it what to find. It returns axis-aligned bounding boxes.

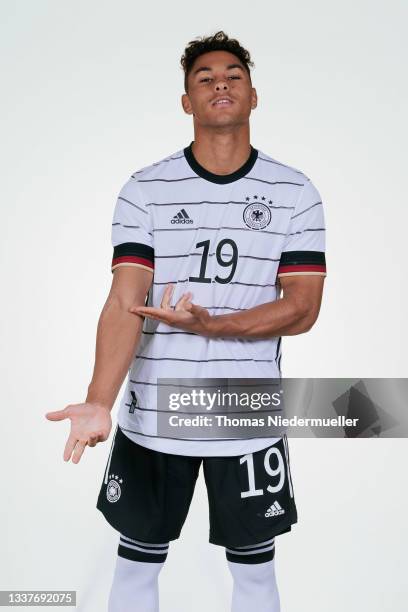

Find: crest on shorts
[243,196,272,230]
[106,474,123,503]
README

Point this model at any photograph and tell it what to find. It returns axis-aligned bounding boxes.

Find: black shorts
[96,425,298,554]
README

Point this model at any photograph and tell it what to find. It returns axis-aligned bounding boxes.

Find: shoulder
[255,149,310,185]
[129,148,187,182]
[116,148,187,204]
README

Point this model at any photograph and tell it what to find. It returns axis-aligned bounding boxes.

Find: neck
[191,125,251,175]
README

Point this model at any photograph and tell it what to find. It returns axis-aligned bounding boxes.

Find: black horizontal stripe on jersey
[278,251,326,266]
[141,329,281,337]
[129,379,281,388]
[244,176,304,187]
[129,377,281,389]
[119,425,281,443]
[124,402,282,415]
[153,226,287,236]
[117,196,149,215]
[134,355,278,362]
[146,303,246,311]
[131,155,185,176]
[113,242,154,263]
[287,228,325,236]
[112,222,141,229]
[142,330,197,336]
[153,279,277,288]
[137,176,199,183]
[145,200,295,210]
[151,154,184,166]
[291,201,322,219]
[113,227,152,238]
[257,156,304,174]
[154,253,281,262]
[141,329,269,338]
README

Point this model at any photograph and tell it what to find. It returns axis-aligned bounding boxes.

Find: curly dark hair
[181,31,254,92]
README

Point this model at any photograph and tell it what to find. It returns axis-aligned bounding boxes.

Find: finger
[87,432,102,448]
[130,308,159,320]
[45,408,70,421]
[133,308,171,323]
[161,284,175,310]
[63,433,78,462]
[174,292,193,311]
[129,306,162,317]
[72,440,87,464]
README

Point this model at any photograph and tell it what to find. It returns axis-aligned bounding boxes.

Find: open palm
[45,402,112,464]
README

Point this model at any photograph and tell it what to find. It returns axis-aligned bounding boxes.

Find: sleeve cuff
[111,242,154,273]
[277,250,326,277]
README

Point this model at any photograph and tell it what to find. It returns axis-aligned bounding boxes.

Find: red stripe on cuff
[277,264,326,274]
[112,256,154,269]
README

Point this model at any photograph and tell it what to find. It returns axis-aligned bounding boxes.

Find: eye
[200,77,212,83]
[228,75,241,80]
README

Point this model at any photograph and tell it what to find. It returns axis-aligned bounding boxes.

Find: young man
[46,31,326,612]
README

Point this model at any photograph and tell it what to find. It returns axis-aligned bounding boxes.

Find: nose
[215,80,229,92]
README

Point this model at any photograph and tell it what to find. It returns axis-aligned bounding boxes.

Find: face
[181,50,257,129]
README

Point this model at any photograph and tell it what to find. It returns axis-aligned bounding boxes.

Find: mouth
[212,97,233,107]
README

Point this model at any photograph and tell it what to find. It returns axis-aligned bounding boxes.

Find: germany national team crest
[106,474,123,503]
[243,196,272,230]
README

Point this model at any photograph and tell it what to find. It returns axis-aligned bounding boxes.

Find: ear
[181,93,193,115]
[251,87,258,110]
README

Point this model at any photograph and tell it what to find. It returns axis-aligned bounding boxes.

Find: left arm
[208,274,325,339]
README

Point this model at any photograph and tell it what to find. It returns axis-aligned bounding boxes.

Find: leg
[96,427,202,610]
[204,437,298,612]
[108,534,169,612]
[226,538,280,612]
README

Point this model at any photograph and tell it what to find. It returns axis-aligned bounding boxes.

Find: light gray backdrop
[1,0,407,610]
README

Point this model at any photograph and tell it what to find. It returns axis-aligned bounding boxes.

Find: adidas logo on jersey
[171,208,193,224]
[265,501,285,517]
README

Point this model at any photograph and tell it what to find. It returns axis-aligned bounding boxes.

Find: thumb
[45,408,69,421]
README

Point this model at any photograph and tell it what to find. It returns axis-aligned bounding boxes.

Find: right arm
[45,174,155,462]
[45,266,153,463]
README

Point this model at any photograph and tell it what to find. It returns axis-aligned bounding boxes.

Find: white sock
[227,559,280,612]
[108,556,165,612]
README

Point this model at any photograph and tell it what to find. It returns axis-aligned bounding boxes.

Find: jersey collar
[184,141,258,184]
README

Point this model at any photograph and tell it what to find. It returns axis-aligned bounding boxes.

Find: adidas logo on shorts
[171,208,193,224]
[265,501,285,517]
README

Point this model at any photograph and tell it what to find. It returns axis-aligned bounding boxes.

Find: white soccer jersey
[110,143,327,456]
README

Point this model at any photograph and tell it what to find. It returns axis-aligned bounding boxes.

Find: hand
[45,402,112,464]
[129,283,215,336]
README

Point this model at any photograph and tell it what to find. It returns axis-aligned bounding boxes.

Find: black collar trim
[183,141,258,184]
